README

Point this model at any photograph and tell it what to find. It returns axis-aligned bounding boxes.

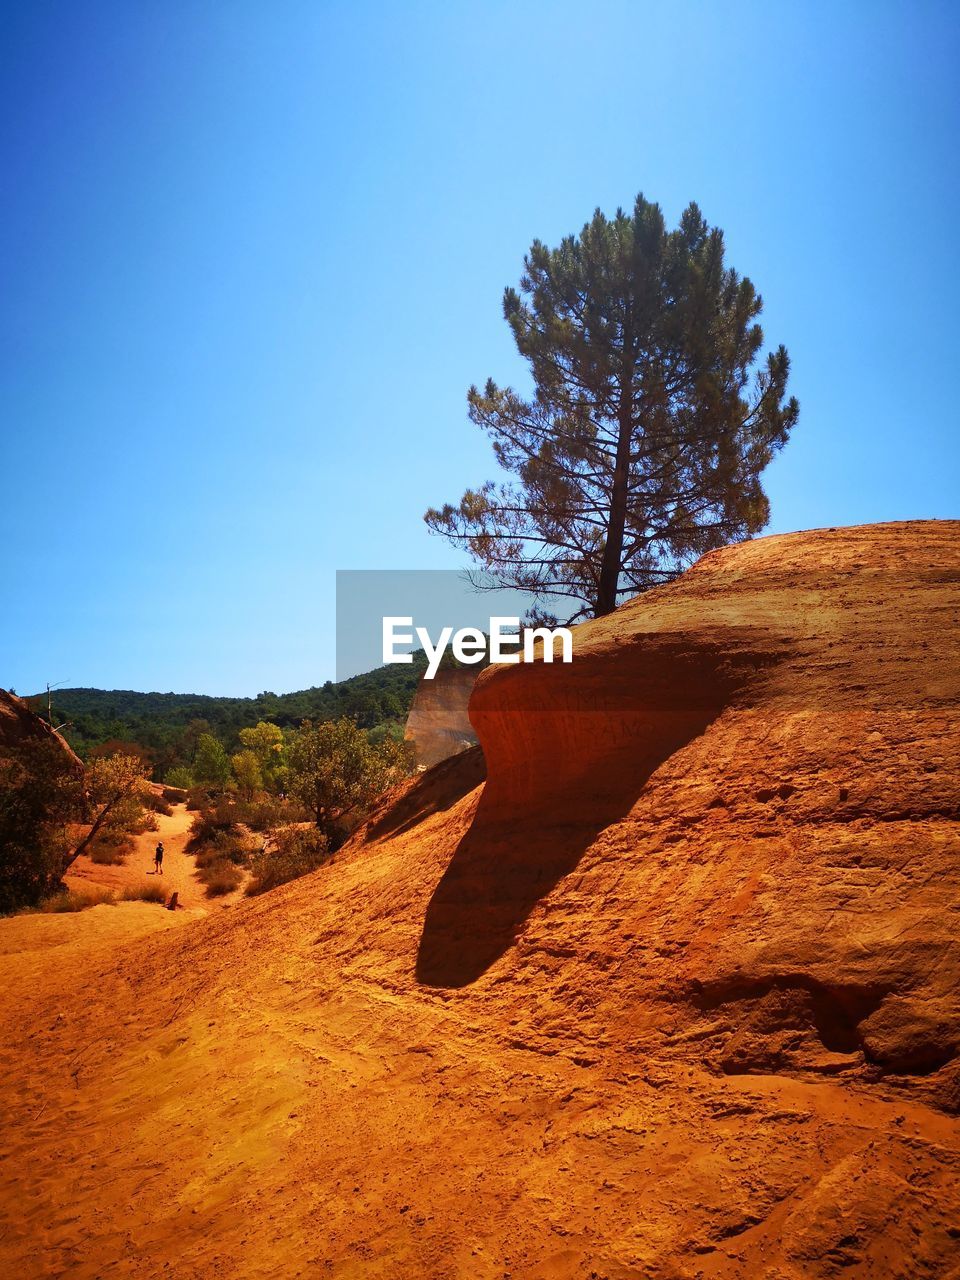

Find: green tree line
[26,657,429,776]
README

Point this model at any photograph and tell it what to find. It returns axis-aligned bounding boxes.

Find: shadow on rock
[416,713,720,988]
[415,809,622,989]
[416,627,790,988]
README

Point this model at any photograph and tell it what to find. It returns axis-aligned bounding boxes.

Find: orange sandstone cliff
[0,520,958,1279]
[0,689,83,770]
[404,665,478,768]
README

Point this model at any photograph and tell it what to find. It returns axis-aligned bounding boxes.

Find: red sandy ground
[0,520,958,1279]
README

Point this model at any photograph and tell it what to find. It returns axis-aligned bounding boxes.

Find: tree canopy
[426,194,799,619]
[287,718,412,842]
[0,744,148,911]
[192,733,231,788]
[33,658,428,772]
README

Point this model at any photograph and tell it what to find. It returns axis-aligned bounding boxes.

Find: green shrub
[247,826,329,897]
[165,765,194,790]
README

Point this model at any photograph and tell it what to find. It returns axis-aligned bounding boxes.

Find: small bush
[129,809,159,834]
[20,886,117,914]
[243,795,285,831]
[192,830,255,869]
[185,786,212,812]
[203,860,243,897]
[190,825,253,860]
[165,766,194,790]
[243,794,311,830]
[185,797,257,897]
[186,796,242,847]
[247,826,329,896]
[120,882,169,904]
[187,809,227,850]
[161,785,186,804]
[211,828,255,864]
[87,828,133,865]
[142,790,174,817]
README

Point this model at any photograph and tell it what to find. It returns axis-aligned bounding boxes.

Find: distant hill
[24,657,431,771]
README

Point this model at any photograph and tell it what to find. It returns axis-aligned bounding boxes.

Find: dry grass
[89,835,133,865]
[19,881,172,913]
[202,861,244,897]
[143,791,174,817]
[119,882,169,905]
[21,887,118,914]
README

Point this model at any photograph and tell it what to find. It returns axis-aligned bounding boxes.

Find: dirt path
[0,804,212,1027]
[65,802,214,909]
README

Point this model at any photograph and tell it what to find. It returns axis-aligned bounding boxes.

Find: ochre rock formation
[1,521,958,1279]
[0,689,82,770]
[404,665,479,768]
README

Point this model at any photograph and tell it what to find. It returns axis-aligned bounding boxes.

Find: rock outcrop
[1,521,958,1279]
[421,519,960,1090]
[404,665,478,767]
[0,689,82,770]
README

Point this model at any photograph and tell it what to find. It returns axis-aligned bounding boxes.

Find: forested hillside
[23,658,429,774]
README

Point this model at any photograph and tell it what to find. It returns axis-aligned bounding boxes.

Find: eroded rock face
[859,997,959,1073]
[404,665,478,768]
[421,521,960,1109]
[0,689,82,770]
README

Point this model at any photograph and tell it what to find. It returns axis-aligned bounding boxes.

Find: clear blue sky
[1,1,957,696]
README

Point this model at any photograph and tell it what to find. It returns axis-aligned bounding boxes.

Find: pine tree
[426,194,799,619]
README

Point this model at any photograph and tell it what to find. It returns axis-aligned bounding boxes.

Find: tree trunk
[60,786,130,876]
[596,393,633,616]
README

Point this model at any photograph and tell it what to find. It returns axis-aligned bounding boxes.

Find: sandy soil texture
[1,520,958,1279]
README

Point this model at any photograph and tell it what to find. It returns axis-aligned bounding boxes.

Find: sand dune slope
[1,520,959,1279]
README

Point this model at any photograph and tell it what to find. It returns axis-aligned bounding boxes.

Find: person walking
[154,841,164,875]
